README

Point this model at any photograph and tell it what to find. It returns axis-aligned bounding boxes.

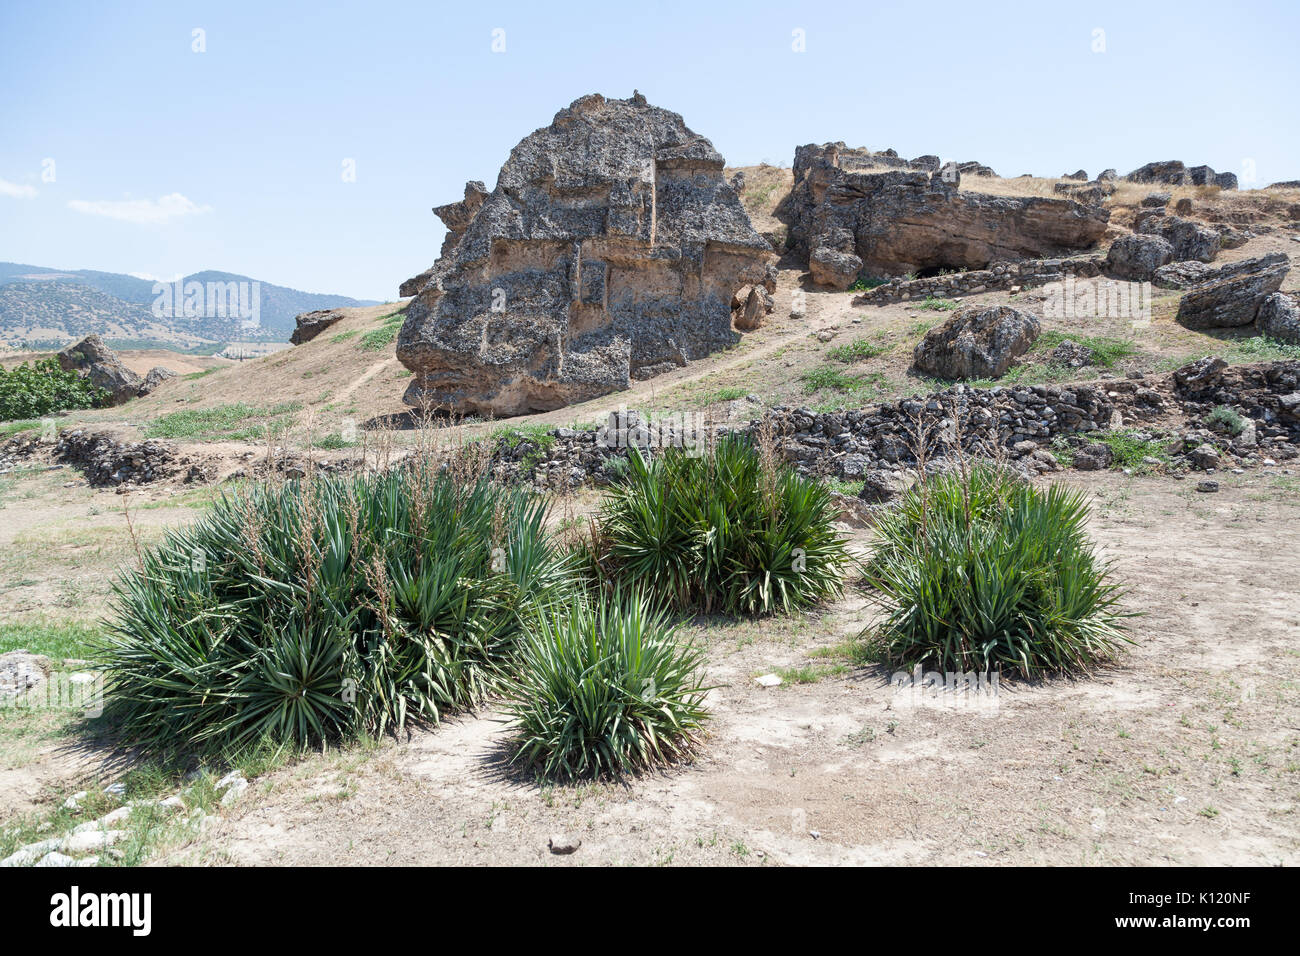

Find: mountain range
[0,262,381,351]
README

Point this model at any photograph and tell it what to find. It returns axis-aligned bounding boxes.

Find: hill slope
[0,262,381,349]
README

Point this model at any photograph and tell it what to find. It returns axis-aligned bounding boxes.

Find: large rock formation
[57,335,142,406]
[912,305,1041,380]
[1257,292,1300,344]
[1106,234,1173,280]
[395,93,775,416]
[290,308,346,345]
[1126,160,1238,190]
[777,143,1109,287]
[1176,253,1289,329]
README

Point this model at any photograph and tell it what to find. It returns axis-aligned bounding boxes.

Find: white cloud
[0,178,38,199]
[67,192,213,225]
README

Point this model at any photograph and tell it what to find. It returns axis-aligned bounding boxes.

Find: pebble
[754,674,783,688]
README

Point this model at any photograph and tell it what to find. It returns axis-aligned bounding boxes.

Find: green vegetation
[848,276,889,292]
[1033,330,1138,369]
[0,618,103,659]
[330,329,360,343]
[505,590,709,780]
[0,358,104,420]
[1053,429,1170,472]
[862,466,1131,675]
[1223,335,1300,362]
[800,366,887,397]
[143,401,303,440]
[1206,405,1246,436]
[918,296,960,312]
[826,337,888,363]
[98,465,573,756]
[358,310,405,352]
[581,436,849,616]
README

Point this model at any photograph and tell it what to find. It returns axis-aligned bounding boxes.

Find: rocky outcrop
[1106,234,1173,280]
[1258,292,1300,344]
[395,93,774,416]
[1136,215,1220,263]
[777,143,1109,282]
[290,308,346,345]
[912,305,1041,380]
[138,366,176,396]
[56,335,141,406]
[1176,253,1289,329]
[1126,160,1238,190]
[853,254,1105,305]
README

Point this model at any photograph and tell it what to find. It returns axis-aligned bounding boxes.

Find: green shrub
[862,466,1130,675]
[1206,405,1246,436]
[582,436,849,615]
[0,358,104,420]
[98,464,573,755]
[504,590,710,780]
[919,296,960,311]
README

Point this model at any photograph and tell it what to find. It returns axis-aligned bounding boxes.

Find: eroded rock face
[1176,253,1289,329]
[290,308,346,345]
[777,143,1109,282]
[56,335,141,406]
[396,93,774,416]
[1258,292,1300,344]
[1126,160,1238,190]
[1107,234,1173,280]
[913,304,1041,380]
[1137,215,1220,263]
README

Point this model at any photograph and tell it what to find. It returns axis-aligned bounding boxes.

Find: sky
[1,0,1297,301]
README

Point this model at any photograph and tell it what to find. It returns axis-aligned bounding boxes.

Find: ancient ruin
[776,143,1111,288]
[395,93,775,416]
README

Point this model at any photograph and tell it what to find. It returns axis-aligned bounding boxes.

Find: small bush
[862,466,1130,675]
[504,590,710,780]
[1206,405,1246,436]
[98,464,573,755]
[582,436,849,615]
[0,358,104,420]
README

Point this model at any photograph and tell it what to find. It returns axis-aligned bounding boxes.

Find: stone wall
[852,255,1106,305]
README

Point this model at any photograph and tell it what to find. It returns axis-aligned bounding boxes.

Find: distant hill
[0,262,380,351]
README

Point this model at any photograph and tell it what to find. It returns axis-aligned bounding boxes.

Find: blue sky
[1,0,1296,301]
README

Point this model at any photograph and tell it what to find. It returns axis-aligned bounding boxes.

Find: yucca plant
[504,589,710,780]
[861,465,1131,676]
[98,461,573,756]
[582,435,849,615]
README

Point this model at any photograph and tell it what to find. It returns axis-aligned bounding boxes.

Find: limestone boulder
[1137,215,1220,263]
[1106,233,1173,280]
[56,335,141,406]
[396,93,774,416]
[289,308,346,345]
[777,143,1108,278]
[1176,253,1289,329]
[1257,292,1300,344]
[913,305,1041,380]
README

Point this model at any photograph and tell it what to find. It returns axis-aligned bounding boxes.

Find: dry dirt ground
[2,462,1297,866]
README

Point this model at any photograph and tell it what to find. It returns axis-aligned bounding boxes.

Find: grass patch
[0,419,41,437]
[358,310,406,352]
[330,329,360,343]
[144,401,303,440]
[0,618,103,659]
[801,366,887,397]
[826,337,888,363]
[918,296,960,312]
[1033,330,1138,369]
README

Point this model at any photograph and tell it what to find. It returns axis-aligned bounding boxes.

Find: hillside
[0,262,381,350]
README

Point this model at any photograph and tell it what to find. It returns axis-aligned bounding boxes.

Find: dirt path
[163,476,1300,866]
